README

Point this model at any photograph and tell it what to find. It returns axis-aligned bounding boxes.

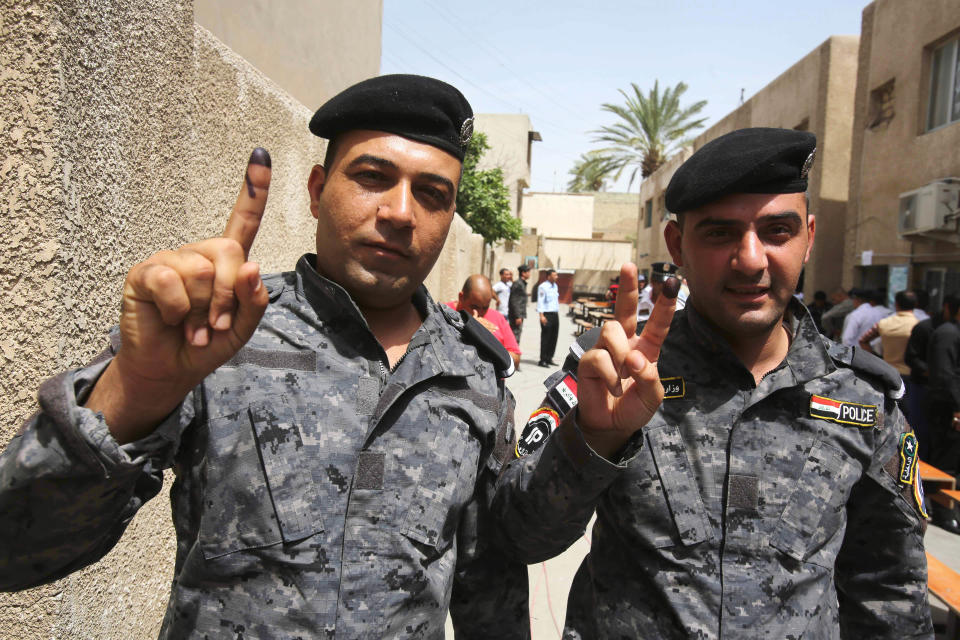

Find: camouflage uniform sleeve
[0,339,193,592]
[491,406,630,564]
[834,402,934,639]
[450,381,531,639]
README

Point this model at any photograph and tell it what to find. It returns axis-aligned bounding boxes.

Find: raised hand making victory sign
[576,261,679,458]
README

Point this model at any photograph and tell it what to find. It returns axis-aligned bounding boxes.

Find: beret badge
[800,148,816,179]
[459,117,475,147]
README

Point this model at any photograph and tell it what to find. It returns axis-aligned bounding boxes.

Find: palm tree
[566,151,617,192]
[582,80,707,190]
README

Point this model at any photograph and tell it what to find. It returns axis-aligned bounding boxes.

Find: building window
[868,79,895,129]
[644,199,653,228]
[657,194,667,221]
[926,34,960,131]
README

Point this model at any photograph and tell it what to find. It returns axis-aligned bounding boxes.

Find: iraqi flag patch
[547,374,578,414]
[809,394,878,428]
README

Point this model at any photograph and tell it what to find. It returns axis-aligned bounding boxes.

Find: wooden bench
[574,319,594,336]
[920,461,958,508]
[927,552,960,639]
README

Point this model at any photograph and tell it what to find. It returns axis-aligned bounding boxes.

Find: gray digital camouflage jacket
[0,255,528,640]
[494,299,933,639]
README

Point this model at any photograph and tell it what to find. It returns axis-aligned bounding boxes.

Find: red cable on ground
[541,561,563,638]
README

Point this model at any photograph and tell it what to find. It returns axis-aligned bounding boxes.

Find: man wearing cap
[637,261,686,322]
[0,75,529,639]
[494,127,932,638]
[508,263,531,343]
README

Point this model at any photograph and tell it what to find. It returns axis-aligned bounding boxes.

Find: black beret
[309,74,474,161]
[665,127,816,214]
[650,262,681,282]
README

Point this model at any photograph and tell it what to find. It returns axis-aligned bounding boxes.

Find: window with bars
[644,199,653,228]
[926,34,960,131]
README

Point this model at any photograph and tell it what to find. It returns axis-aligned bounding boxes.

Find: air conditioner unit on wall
[898,179,960,237]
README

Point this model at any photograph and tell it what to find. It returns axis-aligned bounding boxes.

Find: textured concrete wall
[423,213,485,304]
[542,237,634,271]
[0,1,479,637]
[846,0,960,287]
[194,0,383,111]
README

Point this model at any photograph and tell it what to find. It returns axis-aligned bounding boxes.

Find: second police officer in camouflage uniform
[495,128,933,639]
[0,76,529,639]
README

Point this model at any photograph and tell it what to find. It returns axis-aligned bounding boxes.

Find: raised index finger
[222,147,272,258]
[637,276,680,362]
[613,262,639,339]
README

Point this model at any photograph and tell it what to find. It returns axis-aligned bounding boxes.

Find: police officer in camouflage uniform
[495,128,933,639]
[0,75,528,639]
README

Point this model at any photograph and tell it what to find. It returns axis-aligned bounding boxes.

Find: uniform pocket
[770,440,860,564]
[199,398,325,559]
[606,423,714,549]
[399,412,473,554]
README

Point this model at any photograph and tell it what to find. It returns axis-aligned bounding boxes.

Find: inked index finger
[637,276,680,362]
[613,262,639,339]
[222,147,272,258]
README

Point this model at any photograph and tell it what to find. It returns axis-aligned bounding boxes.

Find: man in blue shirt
[537,268,560,367]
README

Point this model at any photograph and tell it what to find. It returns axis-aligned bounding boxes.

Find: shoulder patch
[516,407,558,457]
[897,431,919,484]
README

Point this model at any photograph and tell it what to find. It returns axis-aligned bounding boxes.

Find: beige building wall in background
[194,0,383,110]
[592,192,641,242]
[521,191,594,239]
[542,237,634,271]
[846,0,960,292]
[474,113,538,219]
[634,36,859,297]
[0,2,477,638]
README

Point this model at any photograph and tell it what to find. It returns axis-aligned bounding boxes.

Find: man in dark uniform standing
[0,75,528,639]
[508,263,531,344]
[494,128,932,639]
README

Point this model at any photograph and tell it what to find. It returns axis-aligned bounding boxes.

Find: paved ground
[448,301,960,639]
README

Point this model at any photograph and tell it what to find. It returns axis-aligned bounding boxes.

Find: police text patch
[516,408,559,458]
[809,394,877,428]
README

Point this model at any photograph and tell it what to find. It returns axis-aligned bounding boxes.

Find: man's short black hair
[895,290,917,311]
[545,269,556,276]
[517,264,531,274]
[944,295,960,319]
[813,290,827,302]
[499,267,510,276]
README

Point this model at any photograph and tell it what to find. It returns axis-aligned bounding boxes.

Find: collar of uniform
[295,254,368,324]
[682,296,834,389]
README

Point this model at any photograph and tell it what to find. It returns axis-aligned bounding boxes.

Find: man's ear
[664,220,684,266]
[804,214,816,264]
[307,164,327,220]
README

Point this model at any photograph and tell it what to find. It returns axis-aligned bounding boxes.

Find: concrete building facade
[194,0,383,111]
[474,113,541,220]
[635,35,860,297]
[846,0,960,309]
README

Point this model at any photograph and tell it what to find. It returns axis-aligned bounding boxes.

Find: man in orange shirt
[448,274,521,370]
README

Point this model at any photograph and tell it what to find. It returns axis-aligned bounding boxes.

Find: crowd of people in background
[812,284,960,533]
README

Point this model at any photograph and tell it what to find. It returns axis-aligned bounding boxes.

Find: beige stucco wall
[593,192,641,242]
[521,191,594,239]
[633,36,859,296]
[846,0,960,288]
[0,2,474,638]
[543,237,633,271]
[474,113,537,219]
[194,0,383,111]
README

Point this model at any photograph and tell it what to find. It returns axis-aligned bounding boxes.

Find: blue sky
[382,0,868,192]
